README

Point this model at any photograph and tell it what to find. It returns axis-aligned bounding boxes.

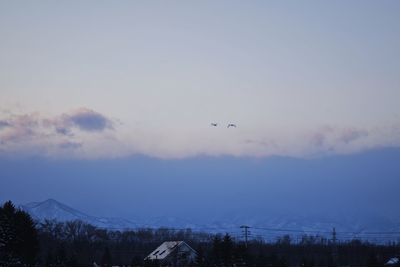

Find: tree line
[1,201,400,267]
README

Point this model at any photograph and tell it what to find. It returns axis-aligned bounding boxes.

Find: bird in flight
[227,123,237,128]
[211,123,218,127]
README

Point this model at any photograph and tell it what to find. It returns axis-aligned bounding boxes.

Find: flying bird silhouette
[227,123,237,128]
[211,123,218,127]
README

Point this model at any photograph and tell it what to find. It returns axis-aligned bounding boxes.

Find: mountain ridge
[19,199,400,242]
[20,199,137,230]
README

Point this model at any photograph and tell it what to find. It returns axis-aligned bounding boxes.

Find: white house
[385,257,400,265]
[145,241,197,266]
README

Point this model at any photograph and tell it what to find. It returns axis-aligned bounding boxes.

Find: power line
[62,224,400,243]
[250,226,400,235]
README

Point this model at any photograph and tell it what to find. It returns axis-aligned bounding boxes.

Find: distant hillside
[20,199,137,230]
[19,199,400,243]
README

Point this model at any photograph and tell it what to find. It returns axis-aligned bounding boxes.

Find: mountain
[20,199,400,243]
[20,199,207,231]
[20,199,137,230]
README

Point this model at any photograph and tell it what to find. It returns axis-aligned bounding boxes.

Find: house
[145,241,197,267]
[385,257,400,265]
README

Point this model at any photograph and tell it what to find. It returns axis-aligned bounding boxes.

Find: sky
[1,1,399,159]
[1,1,400,224]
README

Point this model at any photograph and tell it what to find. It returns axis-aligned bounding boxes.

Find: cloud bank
[0,107,400,159]
[0,108,116,158]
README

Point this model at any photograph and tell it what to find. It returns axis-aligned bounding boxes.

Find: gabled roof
[145,241,194,261]
[385,257,400,265]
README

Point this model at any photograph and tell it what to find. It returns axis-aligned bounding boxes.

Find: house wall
[162,243,197,267]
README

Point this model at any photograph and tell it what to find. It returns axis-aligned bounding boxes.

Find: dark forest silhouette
[0,201,38,266]
[1,201,399,267]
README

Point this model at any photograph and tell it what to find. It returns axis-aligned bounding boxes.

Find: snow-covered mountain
[20,199,137,230]
[20,199,400,243]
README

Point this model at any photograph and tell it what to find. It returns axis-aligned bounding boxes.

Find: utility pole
[332,227,337,244]
[240,225,250,248]
[332,227,338,267]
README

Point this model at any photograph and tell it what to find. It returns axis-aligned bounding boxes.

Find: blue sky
[1,1,400,223]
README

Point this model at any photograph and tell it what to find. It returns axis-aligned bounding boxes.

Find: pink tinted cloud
[0,108,114,151]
